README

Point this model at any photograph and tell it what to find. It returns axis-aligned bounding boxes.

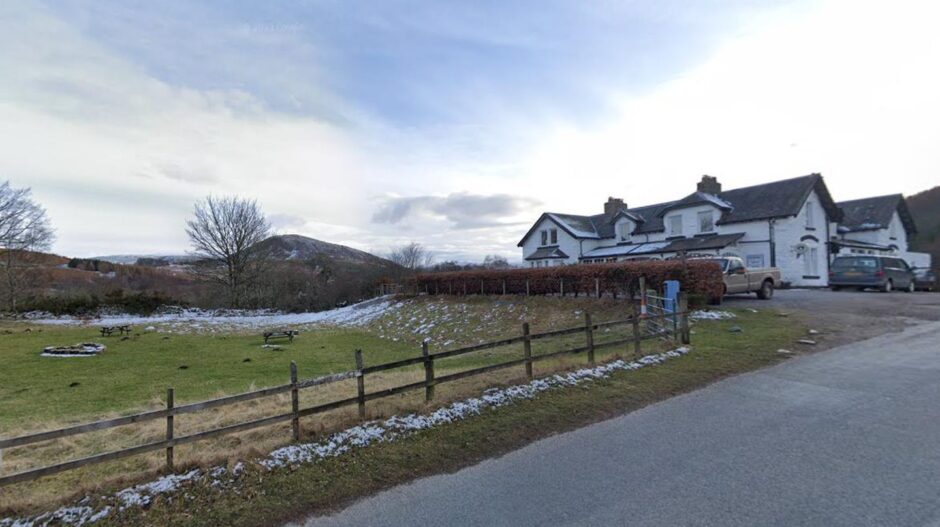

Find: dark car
[829,255,916,292]
[913,268,936,291]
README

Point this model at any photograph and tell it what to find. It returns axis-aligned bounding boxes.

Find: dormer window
[540,230,547,246]
[617,222,631,242]
[698,211,714,233]
[668,215,683,236]
[806,201,815,228]
[550,228,558,244]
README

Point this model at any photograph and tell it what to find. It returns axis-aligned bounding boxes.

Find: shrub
[415,260,724,300]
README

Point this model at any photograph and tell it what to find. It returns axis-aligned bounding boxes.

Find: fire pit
[41,343,106,357]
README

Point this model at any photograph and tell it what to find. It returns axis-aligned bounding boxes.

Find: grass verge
[88,308,807,526]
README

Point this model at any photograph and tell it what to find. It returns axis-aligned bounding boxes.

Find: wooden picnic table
[263,330,298,344]
[100,325,132,337]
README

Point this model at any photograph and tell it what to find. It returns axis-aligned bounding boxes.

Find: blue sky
[2,0,939,261]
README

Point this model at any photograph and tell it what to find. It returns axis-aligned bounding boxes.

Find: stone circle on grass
[41,342,106,357]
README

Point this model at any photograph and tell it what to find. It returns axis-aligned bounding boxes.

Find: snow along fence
[0,296,691,489]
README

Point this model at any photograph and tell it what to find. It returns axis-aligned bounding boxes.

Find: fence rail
[0,291,690,488]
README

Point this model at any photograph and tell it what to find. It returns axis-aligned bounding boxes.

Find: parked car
[695,256,782,300]
[829,255,916,292]
[913,268,936,291]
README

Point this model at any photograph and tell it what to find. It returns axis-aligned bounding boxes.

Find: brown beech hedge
[415,260,724,299]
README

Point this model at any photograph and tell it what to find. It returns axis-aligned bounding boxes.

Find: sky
[1,0,939,262]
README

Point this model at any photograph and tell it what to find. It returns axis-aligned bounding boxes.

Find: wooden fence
[0,296,689,488]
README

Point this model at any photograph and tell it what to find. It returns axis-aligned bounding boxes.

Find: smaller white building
[835,194,932,269]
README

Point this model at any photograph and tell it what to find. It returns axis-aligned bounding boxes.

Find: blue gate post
[663,280,680,336]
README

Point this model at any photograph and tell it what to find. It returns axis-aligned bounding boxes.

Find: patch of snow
[27,297,400,333]
[115,469,201,510]
[689,310,736,321]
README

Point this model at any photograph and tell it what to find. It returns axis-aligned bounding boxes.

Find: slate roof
[657,192,733,217]
[580,232,745,259]
[833,238,896,251]
[837,194,916,235]
[518,174,842,246]
[524,246,569,260]
[662,232,746,253]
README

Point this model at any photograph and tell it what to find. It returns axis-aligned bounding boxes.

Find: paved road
[298,320,940,527]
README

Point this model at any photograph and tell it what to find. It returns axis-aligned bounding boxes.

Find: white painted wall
[770,190,829,287]
[519,216,583,266]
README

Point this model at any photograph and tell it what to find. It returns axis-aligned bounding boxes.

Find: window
[668,215,683,236]
[618,222,631,241]
[805,201,815,228]
[550,228,558,245]
[890,220,898,239]
[540,230,548,246]
[697,211,714,233]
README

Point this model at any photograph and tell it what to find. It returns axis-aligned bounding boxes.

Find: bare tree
[186,196,271,308]
[388,242,434,271]
[0,181,55,312]
[483,254,510,269]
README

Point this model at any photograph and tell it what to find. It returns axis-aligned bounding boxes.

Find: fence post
[560,278,565,297]
[639,276,648,318]
[502,279,506,295]
[631,309,642,357]
[526,279,530,296]
[481,280,485,295]
[290,361,300,441]
[522,322,533,379]
[449,282,453,295]
[679,292,691,345]
[165,387,174,472]
[595,278,600,298]
[422,341,435,402]
[355,349,366,419]
[585,313,595,366]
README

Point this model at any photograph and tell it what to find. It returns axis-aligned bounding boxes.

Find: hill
[253,234,403,311]
[907,186,940,269]
[257,234,398,269]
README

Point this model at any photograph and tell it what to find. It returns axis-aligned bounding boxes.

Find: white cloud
[1,0,937,264]
[515,0,940,216]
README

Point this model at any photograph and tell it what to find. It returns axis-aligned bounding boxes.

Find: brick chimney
[697,175,721,195]
[604,197,626,219]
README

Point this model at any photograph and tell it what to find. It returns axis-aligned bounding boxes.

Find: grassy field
[106,307,811,526]
[0,296,639,430]
[0,296,651,515]
[0,325,413,430]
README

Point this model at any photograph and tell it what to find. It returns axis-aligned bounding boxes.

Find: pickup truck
[696,256,782,301]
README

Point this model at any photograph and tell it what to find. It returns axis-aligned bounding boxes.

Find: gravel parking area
[721,288,940,347]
